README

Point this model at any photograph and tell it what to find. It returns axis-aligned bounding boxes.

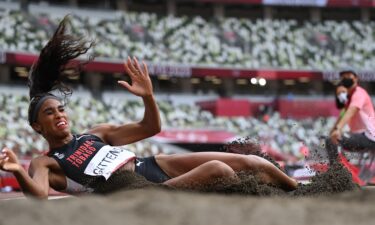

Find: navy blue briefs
[134,156,171,183]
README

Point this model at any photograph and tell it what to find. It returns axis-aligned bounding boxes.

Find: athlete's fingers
[118,80,131,88]
[142,61,149,76]
[0,157,11,171]
[124,58,139,81]
[123,60,133,79]
[133,57,143,76]
[0,157,8,167]
[118,80,132,91]
[0,150,7,159]
[3,148,13,156]
[127,56,138,75]
[2,148,16,161]
[123,57,133,75]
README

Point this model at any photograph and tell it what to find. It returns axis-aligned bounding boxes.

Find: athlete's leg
[155,152,297,190]
[163,160,239,189]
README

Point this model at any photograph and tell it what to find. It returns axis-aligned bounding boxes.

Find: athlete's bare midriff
[116,158,136,172]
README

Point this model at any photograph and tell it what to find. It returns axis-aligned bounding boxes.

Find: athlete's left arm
[89,57,161,146]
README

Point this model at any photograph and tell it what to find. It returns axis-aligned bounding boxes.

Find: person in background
[326,70,375,163]
[334,82,348,120]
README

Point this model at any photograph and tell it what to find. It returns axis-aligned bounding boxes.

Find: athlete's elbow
[140,120,161,138]
[153,122,161,134]
[148,124,161,137]
[144,121,161,136]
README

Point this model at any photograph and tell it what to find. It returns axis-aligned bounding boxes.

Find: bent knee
[237,155,264,169]
[238,155,275,172]
[205,160,235,178]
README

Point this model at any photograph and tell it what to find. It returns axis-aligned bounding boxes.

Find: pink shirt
[347,86,375,140]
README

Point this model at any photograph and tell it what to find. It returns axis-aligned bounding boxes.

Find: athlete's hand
[330,129,341,145]
[119,56,153,97]
[0,148,22,172]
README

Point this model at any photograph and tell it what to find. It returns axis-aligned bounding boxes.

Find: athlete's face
[32,99,71,138]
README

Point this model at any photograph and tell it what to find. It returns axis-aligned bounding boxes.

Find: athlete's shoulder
[87,123,115,133]
[86,123,115,143]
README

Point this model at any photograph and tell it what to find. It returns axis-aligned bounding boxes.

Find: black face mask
[342,78,354,88]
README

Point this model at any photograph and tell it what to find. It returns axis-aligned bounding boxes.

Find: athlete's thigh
[155,152,260,177]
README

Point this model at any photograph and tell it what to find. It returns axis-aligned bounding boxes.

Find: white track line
[1,195,72,201]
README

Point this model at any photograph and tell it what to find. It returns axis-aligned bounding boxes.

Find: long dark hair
[28,15,95,125]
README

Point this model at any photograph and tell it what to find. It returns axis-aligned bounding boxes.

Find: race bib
[84,145,136,180]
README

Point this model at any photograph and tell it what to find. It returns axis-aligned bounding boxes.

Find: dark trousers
[325,132,375,164]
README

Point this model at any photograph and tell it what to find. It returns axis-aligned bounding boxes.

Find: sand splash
[88,137,358,197]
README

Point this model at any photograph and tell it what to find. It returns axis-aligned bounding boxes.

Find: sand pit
[1,139,372,224]
[0,187,374,225]
[1,162,373,225]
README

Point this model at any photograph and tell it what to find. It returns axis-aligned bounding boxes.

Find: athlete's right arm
[0,148,50,199]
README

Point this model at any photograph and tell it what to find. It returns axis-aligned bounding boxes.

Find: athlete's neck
[47,133,74,149]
